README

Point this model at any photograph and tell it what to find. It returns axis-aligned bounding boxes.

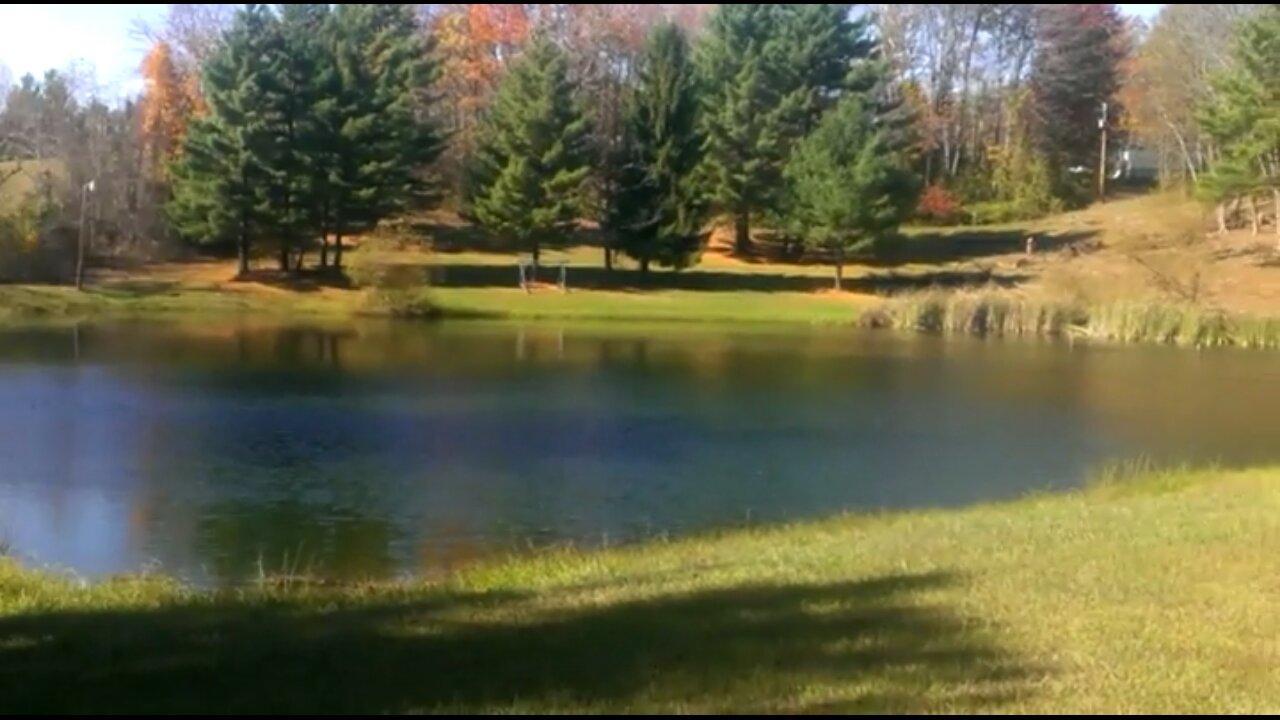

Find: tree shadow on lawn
[420,263,1031,294]
[871,229,1098,267]
[413,216,607,254]
[419,217,1094,270]
[231,268,353,292]
[88,269,351,297]
[0,570,1040,713]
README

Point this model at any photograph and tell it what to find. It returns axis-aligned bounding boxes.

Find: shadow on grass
[232,268,353,292]
[419,263,1031,294]
[91,279,185,297]
[414,217,605,255]
[0,570,1037,713]
[419,214,1094,269]
[874,229,1097,267]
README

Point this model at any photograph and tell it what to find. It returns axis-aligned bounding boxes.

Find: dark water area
[0,319,1276,584]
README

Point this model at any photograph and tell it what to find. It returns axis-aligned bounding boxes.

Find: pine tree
[1198,6,1280,241]
[607,22,705,273]
[781,96,918,290]
[696,5,882,255]
[695,4,790,255]
[259,4,327,271]
[167,4,280,278]
[320,4,443,268]
[470,33,591,271]
[773,4,876,136]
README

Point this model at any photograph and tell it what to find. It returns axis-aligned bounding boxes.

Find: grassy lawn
[429,286,869,324]
[0,254,875,327]
[2,192,1277,335]
[0,271,367,325]
[3,464,1280,713]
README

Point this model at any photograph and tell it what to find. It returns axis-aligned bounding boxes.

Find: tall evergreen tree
[607,22,706,273]
[696,4,882,255]
[168,4,279,277]
[1198,6,1280,241]
[781,96,918,290]
[695,4,791,255]
[319,3,443,269]
[470,33,591,271]
[259,4,328,271]
[774,4,877,136]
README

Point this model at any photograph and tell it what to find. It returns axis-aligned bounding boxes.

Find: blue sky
[1120,4,1165,23]
[0,4,168,97]
[0,4,1168,100]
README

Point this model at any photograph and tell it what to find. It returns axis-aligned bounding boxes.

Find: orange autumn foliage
[433,4,530,139]
[139,40,201,178]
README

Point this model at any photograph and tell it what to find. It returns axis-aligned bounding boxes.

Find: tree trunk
[734,212,750,255]
[1249,194,1259,236]
[1275,189,1280,250]
[1164,115,1197,183]
[237,235,250,278]
[603,246,612,272]
[531,240,540,280]
[318,202,331,269]
[334,232,344,268]
[834,247,844,291]
[640,257,649,275]
[236,210,251,278]
[1216,202,1228,234]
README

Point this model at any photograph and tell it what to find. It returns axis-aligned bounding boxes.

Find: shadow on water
[0,570,1038,713]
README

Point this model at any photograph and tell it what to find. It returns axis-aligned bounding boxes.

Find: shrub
[914,184,963,225]
[0,202,75,283]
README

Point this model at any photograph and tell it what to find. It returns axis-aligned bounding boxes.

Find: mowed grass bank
[3,465,1280,713]
[428,286,869,324]
[0,265,873,327]
[0,275,365,325]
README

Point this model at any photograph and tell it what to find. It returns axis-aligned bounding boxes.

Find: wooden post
[75,180,94,290]
[1097,101,1108,201]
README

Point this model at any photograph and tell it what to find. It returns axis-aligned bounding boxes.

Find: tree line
[141,3,922,286]
[2,4,1279,287]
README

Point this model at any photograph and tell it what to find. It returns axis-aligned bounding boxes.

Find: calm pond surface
[0,319,1277,584]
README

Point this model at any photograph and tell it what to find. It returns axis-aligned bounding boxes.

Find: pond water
[0,320,1276,584]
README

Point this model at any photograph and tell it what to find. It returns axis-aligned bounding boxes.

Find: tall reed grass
[864,290,1280,349]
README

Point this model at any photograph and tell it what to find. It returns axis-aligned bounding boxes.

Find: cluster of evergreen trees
[168,4,920,286]
[465,4,917,281]
[169,4,441,276]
